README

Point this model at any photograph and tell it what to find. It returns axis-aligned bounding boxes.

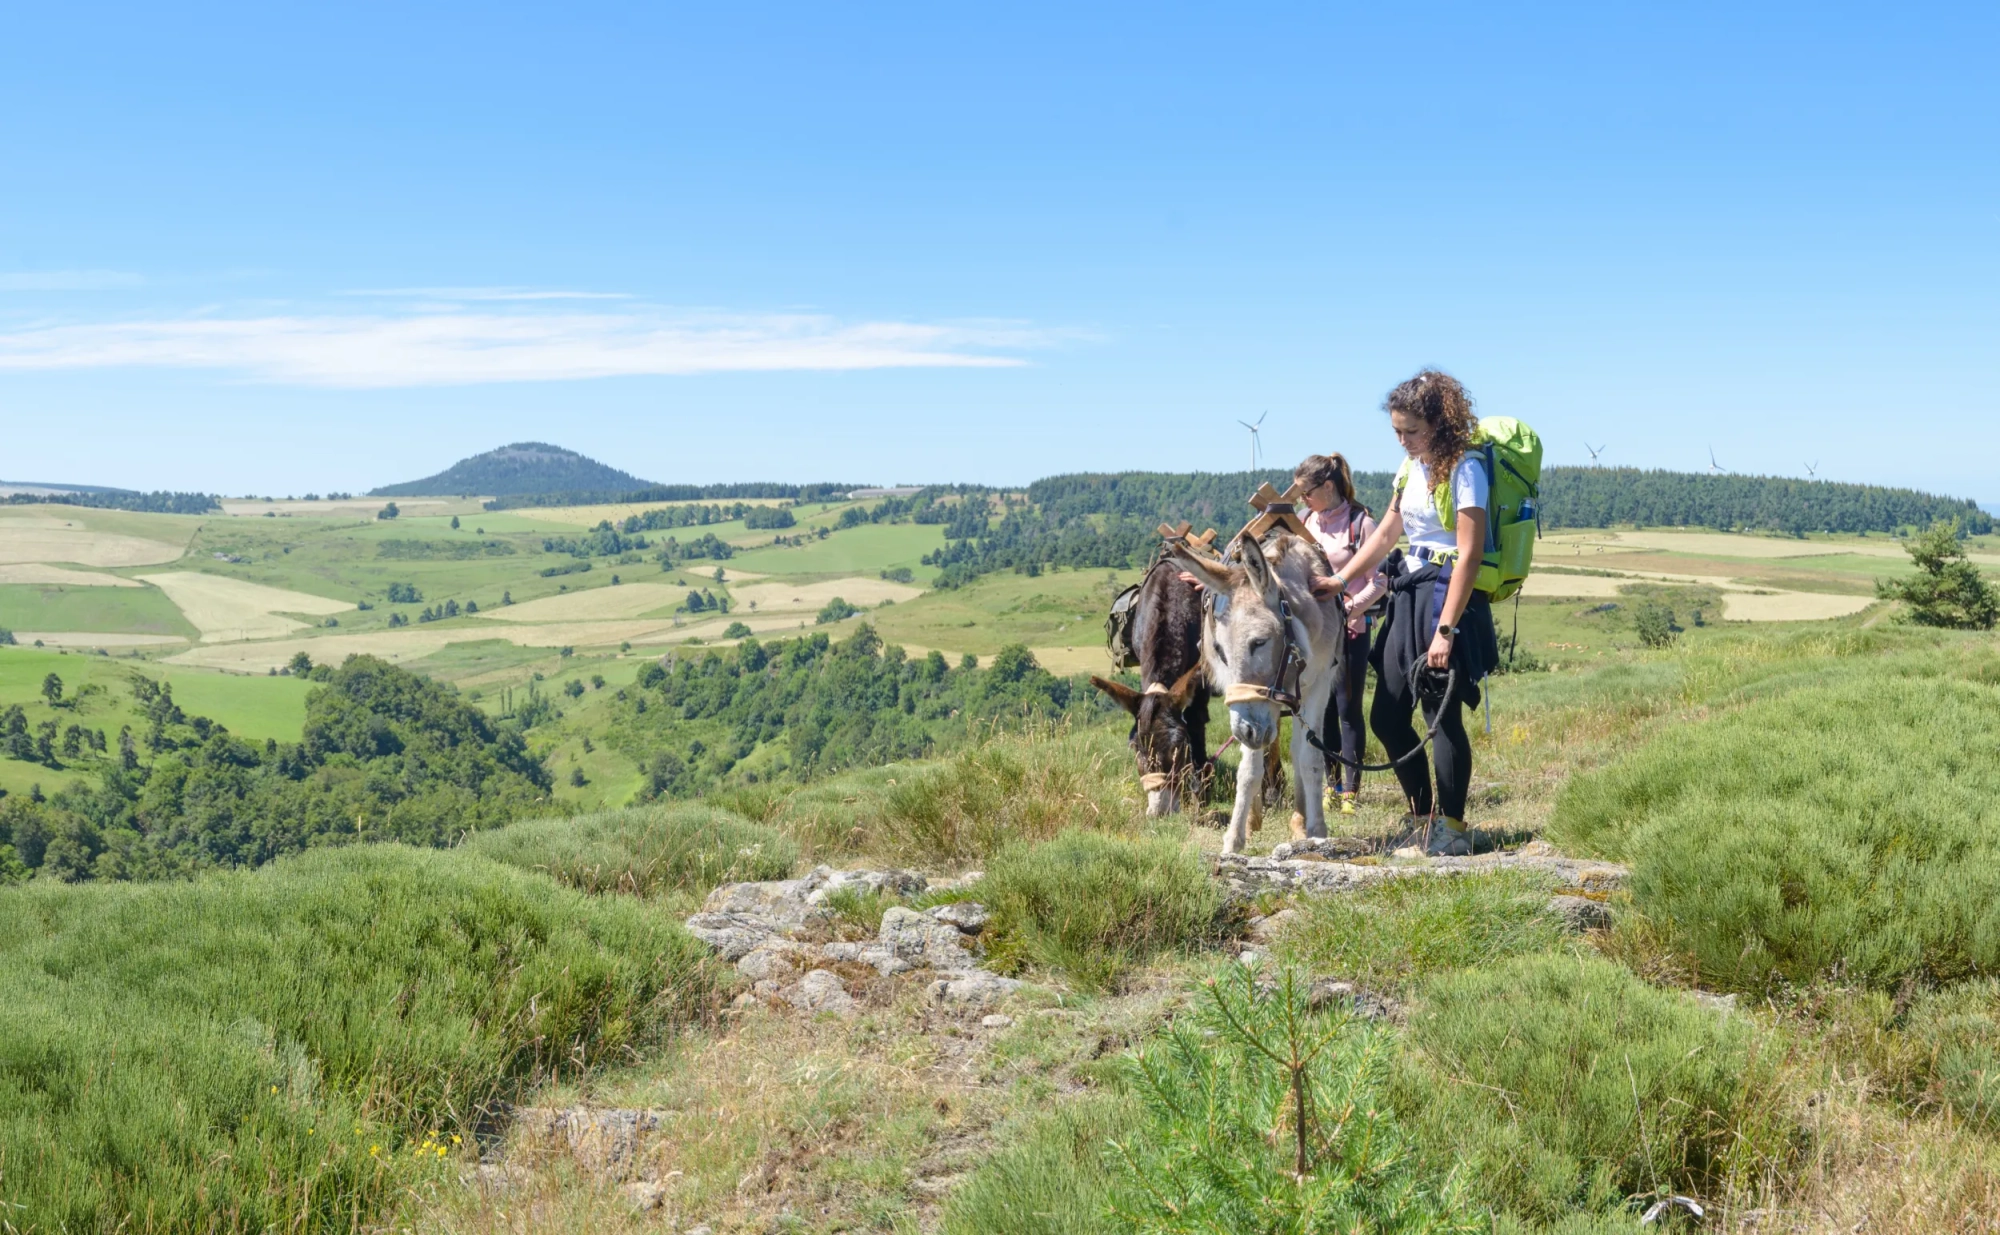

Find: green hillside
[370,442,651,497]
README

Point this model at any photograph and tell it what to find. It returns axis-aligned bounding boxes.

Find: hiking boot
[1383,812,1430,851]
[1423,819,1473,857]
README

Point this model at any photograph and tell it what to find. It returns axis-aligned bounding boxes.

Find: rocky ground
[452,837,1630,1229]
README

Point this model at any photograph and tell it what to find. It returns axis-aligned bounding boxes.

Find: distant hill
[371,443,652,498]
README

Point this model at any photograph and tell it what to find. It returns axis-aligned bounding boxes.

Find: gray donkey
[1167,532,1347,854]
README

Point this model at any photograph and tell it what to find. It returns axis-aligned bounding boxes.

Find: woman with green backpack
[1314,369,1506,856]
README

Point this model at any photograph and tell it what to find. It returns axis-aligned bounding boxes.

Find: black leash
[1299,658,1456,773]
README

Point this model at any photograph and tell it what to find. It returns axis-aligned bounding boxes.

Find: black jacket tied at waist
[1367,554,1500,708]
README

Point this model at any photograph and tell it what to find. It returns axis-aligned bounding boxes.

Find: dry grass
[411,978,1186,1235]
[730,576,924,613]
[14,630,187,648]
[0,562,143,586]
[526,499,792,528]
[136,570,353,641]
[0,514,186,566]
[1718,591,1877,621]
[219,497,457,517]
[477,583,688,623]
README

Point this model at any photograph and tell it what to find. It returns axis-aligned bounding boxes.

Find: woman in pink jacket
[1294,453,1388,815]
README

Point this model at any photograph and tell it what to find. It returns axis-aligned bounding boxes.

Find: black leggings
[1370,661,1472,821]
[1323,629,1371,794]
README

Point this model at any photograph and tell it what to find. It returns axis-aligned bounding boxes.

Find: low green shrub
[0,845,717,1230]
[1904,979,2000,1132]
[1279,870,1575,991]
[1397,954,1791,1223]
[464,801,795,898]
[941,1096,1134,1235]
[879,725,1140,865]
[1113,967,1476,1233]
[1548,668,2000,991]
[983,829,1219,989]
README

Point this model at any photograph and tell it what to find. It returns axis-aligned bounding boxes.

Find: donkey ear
[1165,664,1203,711]
[1239,536,1281,597]
[1165,543,1236,594]
[1090,676,1144,715]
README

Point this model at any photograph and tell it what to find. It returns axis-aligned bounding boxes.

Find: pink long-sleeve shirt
[1304,502,1388,628]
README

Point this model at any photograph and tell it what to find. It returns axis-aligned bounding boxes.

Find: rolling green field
[727,519,943,575]
[0,646,315,798]
[0,583,198,638]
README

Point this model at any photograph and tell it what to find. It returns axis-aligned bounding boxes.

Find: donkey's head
[1090,665,1204,816]
[1168,535,1294,752]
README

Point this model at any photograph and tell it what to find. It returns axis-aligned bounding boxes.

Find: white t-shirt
[1398,454,1488,557]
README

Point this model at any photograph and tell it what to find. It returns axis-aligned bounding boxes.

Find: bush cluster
[0,845,716,1230]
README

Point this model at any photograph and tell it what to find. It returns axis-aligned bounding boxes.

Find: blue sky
[2,2,1995,504]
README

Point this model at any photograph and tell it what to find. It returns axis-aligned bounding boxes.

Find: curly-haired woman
[1293,452,1386,817]
[1313,369,1500,855]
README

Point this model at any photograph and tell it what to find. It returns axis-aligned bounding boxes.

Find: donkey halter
[1203,534,1309,717]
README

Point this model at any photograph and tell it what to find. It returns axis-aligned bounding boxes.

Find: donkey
[1091,559,1211,816]
[1167,531,1346,854]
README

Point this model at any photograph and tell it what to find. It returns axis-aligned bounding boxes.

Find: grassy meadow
[9,495,2000,1229]
[5,601,2000,1229]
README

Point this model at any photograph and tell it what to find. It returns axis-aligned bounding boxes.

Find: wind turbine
[1805,460,1820,478]
[1708,447,1730,476]
[1237,412,1268,472]
[1585,443,1607,463]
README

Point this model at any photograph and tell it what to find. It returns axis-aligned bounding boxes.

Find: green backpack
[1393,416,1543,601]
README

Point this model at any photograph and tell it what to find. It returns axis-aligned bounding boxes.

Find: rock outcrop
[682,865,1024,1013]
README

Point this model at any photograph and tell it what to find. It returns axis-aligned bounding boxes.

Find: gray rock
[681,913,779,962]
[1691,991,1738,1015]
[926,901,990,933]
[1546,894,1613,932]
[511,1106,661,1175]
[804,865,927,905]
[622,1178,668,1210]
[700,877,827,929]
[786,969,858,1016]
[1238,946,1269,967]
[1270,836,1377,861]
[1246,908,1301,944]
[928,970,1023,1006]
[981,1014,1014,1029]
[736,940,812,982]
[880,906,978,969]
[1306,978,1401,1021]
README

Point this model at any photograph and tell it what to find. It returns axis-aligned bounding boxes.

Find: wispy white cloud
[341,286,635,302]
[0,309,1058,387]
[0,270,145,292]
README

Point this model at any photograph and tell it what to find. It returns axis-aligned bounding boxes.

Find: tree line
[2,490,222,514]
[484,482,858,510]
[914,467,1992,588]
[603,624,1114,799]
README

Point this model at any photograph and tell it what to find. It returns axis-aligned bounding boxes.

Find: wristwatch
[1436,623,1458,639]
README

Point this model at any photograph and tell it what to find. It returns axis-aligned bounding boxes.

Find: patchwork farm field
[0,505,1942,716]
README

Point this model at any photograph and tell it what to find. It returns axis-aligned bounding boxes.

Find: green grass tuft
[877,724,1141,865]
[463,801,796,898]
[1397,954,1793,1223]
[1549,665,2000,992]
[1278,870,1577,992]
[982,829,1219,990]
[0,844,717,1230]
[940,1097,1133,1235]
